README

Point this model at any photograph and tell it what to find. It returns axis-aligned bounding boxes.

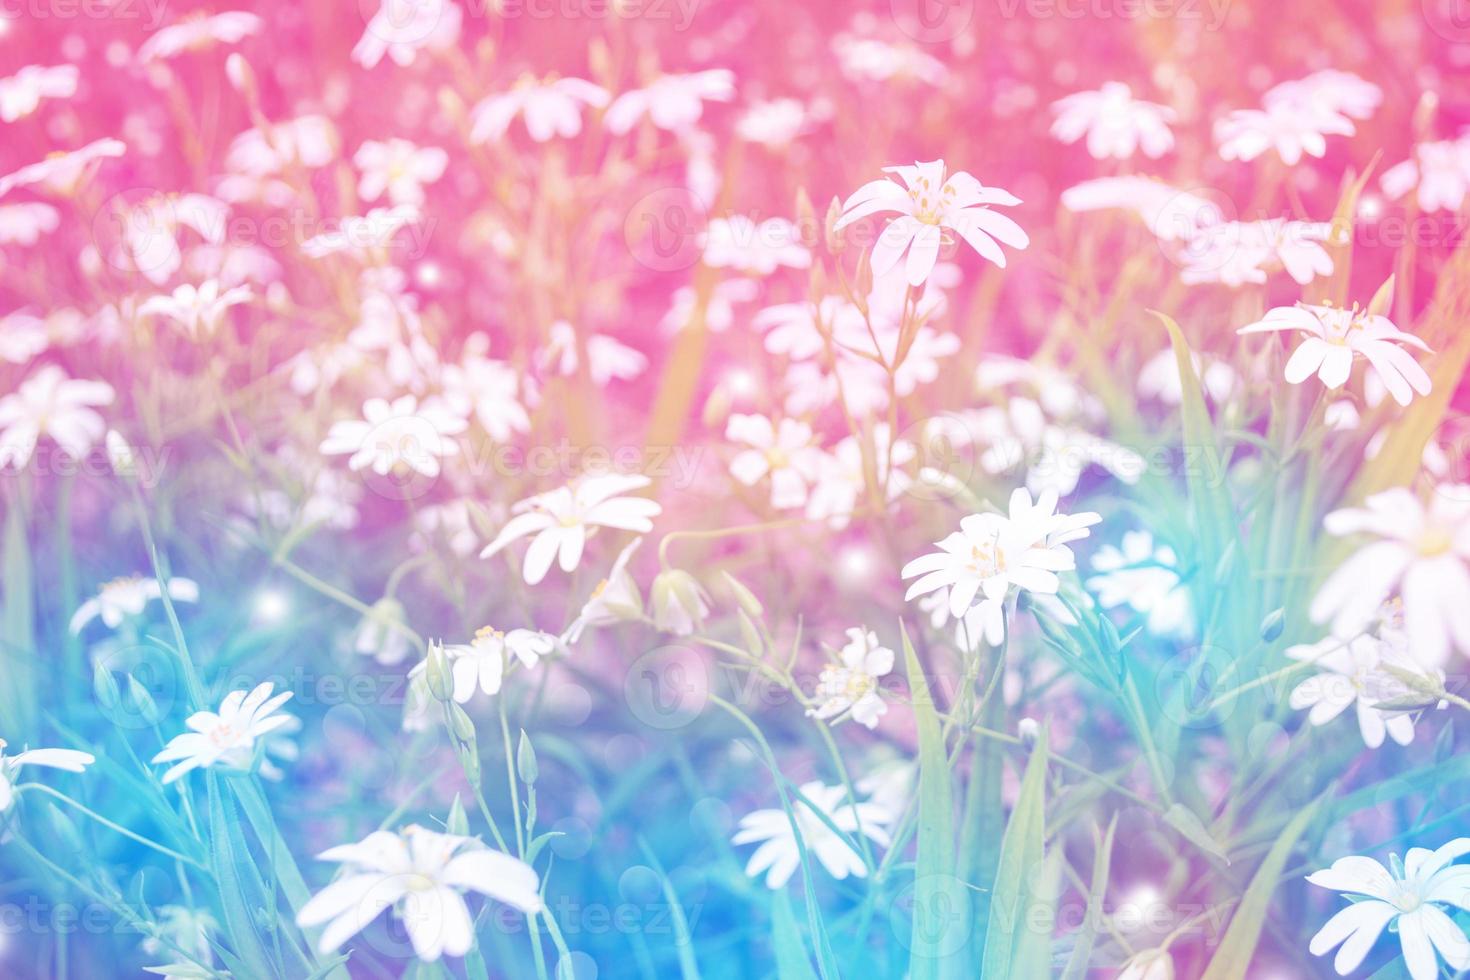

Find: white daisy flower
[804,425,914,530]
[1311,488,1470,667]
[902,488,1100,645]
[0,365,114,468]
[138,280,253,340]
[1050,82,1176,160]
[150,683,296,784]
[0,64,78,122]
[807,627,895,729]
[732,781,891,889]
[1286,601,1439,749]
[137,11,262,62]
[1382,138,1470,213]
[70,576,200,634]
[1215,98,1355,166]
[726,414,824,511]
[319,395,468,480]
[446,626,555,702]
[469,74,610,144]
[479,474,661,585]
[1306,839,1470,980]
[0,138,126,198]
[1087,531,1192,638]
[296,825,543,962]
[604,70,735,134]
[1238,302,1432,406]
[352,0,462,70]
[354,139,448,207]
[0,740,95,811]
[834,159,1028,286]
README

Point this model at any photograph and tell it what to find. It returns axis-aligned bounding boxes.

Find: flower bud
[721,571,763,618]
[651,569,711,636]
[93,663,121,711]
[824,196,844,255]
[448,701,477,744]
[1259,608,1285,642]
[446,794,469,837]
[126,674,161,726]
[516,730,539,786]
[425,641,453,702]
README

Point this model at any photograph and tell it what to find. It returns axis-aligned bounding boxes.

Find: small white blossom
[732,782,891,889]
[807,628,894,729]
[1050,82,1175,160]
[0,740,94,811]
[151,683,295,783]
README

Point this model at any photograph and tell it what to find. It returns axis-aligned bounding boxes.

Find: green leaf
[901,622,966,980]
[1163,803,1231,865]
[1199,791,1326,980]
[981,726,1049,979]
[1060,816,1116,980]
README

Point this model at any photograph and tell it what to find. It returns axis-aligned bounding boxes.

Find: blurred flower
[301,205,419,258]
[726,414,823,510]
[605,70,735,134]
[902,488,1100,645]
[538,321,647,385]
[446,626,555,702]
[732,781,890,889]
[1179,218,1334,287]
[296,825,543,961]
[1061,175,1224,243]
[564,539,644,644]
[151,682,295,783]
[441,345,531,442]
[0,365,114,467]
[805,425,914,529]
[353,0,462,69]
[1239,303,1431,406]
[1265,69,1381,126]
[1137,349,1239,405]
[319,395,468,479]
[223,115,337,178]
[0,138,125,197]
[480,474,661,585]
[1381,137,1470,213]
[354,139,448,207]
[1312,488,1470,667]
[661,278,759,334]
[834,160,1027,286]
[831,34,946,86]
[354,597,414,666]
[737,98,807,147]
[139,906,215,970]
[1215,98,1354,165]
[70,576,200,634]
[469,74,610,143]
[0,202,59,245]
[650,568,711,636]
[967,398,1144,496]
[0,64,77,122]
[139,280,253,339]
[1306,839,1470,980]
[807,627,894,729]
[1087,531,1192,638]
[1050,82,1175,160]
[137,11,262,62]
[0,740,94,811]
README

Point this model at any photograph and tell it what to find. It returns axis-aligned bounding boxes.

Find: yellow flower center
[475,625,504,642]
[405,873,436,892]
[907,176,954,225]
[1418,526,1454,557]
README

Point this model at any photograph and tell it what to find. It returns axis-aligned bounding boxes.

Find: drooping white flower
[296,825,543,962]
[834,160,1027,286]
[446,626,556,702]
[480,474,661,585]
[604,70,735,134]
[966,398,1144,497]
[354,597,414,666]
[1087,531,1192,638]
[1311,488,1470,667]
[807,628,894,729]
[223,116,337,178]
[319,395,468,480]
[1306,839,1470,980]
[1264,70,1381,128]
[1238,303,1432,406]
[1381,138,1470,213]
[726,414,824,510]
[354,139,448,207]
[352,0,462,69]
[139,281,253,340]
[660,278,758,334]
[1050,82,1176,160]
[563,539,644,644]
[0,65,78,122]
[70,576,200,634]
[1286,600,1440,749]
[902,488,1100,645]
[831,34,947,86]
[650,568,711,636]
[0,365,114,467]
[151,683,296,784]
[137,11,261,62]
[732,781,891,889]
[0,740,95,811]
[469,74,610,143]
